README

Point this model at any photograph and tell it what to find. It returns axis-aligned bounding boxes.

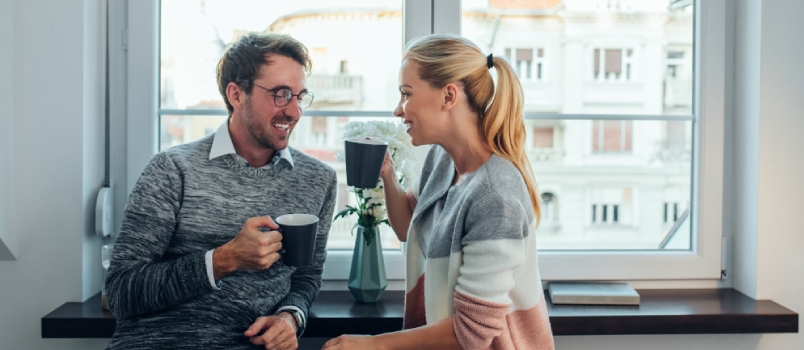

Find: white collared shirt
[208,120,294,168]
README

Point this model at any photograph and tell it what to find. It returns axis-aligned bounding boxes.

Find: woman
[323,34,554,350]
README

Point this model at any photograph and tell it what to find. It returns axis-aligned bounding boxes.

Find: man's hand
[245,315,298,350]
[213,216,283,279]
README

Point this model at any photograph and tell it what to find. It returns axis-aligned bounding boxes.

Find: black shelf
[42,288,797,338]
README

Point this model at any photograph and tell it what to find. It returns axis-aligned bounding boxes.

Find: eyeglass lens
[274,88,313,109]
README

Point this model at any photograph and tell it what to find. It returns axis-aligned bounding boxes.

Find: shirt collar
[209,120,294,168]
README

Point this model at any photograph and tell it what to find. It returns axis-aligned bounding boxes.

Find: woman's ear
[442,82,460,111]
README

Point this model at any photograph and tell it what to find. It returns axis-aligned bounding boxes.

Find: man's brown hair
[216,32,312,115]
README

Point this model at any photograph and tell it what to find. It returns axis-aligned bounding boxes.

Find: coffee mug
[275,214,319,267]
[345,137,388,189]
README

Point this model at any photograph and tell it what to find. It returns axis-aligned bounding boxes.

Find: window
[123,0,725,281]
[664,49,693,109]
[532,127,554,148]
[460,0,725,280]
[594,48,634,81]
[592,120,632,152]
[542,192,555,218]
[505,48,545,81]
[590,188,632,227]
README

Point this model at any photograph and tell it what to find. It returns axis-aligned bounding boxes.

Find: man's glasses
[239,80,315,109]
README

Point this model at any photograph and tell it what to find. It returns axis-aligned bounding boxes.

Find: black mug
[345,137,388,189]
[275,214,319,267]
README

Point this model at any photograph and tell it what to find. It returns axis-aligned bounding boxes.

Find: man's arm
[104,153,213,320]
[273,171,338,333]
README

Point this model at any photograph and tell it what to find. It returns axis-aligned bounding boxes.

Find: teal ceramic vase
[348,225,387,302]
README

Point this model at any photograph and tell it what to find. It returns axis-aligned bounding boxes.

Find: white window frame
[117,0,725,282]
[435,0,724,281]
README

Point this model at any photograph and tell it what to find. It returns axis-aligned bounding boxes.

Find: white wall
[752,0,804,349]
[731,0,762,299]
[0,0,109,348]
[0,0,16,260]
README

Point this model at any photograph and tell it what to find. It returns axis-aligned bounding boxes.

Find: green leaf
[333,206,357,222]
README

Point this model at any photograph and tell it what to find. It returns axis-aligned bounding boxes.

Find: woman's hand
[321,334,382,350]
[379,151,395,183]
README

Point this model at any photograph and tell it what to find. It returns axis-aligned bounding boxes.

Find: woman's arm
[322,316,462,350]
[379,152,414,242]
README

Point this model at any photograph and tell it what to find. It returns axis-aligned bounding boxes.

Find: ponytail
[482,57,541,224]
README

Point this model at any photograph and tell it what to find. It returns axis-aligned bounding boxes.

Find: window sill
[41,288,797,338]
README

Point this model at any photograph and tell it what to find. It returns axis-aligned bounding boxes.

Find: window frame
[119,0,725,282]
[444,0,725,281]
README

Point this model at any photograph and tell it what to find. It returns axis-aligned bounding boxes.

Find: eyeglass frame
[237,79,315,109]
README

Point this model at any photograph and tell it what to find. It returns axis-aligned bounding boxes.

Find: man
[104,32,337,350]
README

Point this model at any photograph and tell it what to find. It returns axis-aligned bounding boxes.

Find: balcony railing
[663,78,692,108]
[308,74,363,106]
[529,148,565,164]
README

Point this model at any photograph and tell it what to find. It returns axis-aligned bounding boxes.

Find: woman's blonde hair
[403,33,541,222]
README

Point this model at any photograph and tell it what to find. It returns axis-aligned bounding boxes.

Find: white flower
[370,205,387,220]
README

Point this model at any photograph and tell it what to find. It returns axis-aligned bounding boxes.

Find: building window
[591,188,632,225]
[541,192,557,223]
[593,120,632,152]
[533,127,554,148]
[664,49,692,108]
[594,48,633,81]
[662,187,688,224]
[666,50,685,78]
[505,47,545,81]
[663,202,679,223]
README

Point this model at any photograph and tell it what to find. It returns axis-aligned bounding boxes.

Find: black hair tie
[487,53,494,69]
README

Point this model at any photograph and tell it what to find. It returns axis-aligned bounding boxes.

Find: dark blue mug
[275,214,319,267]
[345,137,388,189]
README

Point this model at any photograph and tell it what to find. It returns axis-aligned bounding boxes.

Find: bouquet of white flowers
[334,120,417,246]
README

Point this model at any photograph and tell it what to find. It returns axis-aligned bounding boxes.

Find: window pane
[528,120,692,250]
[161,0,404,112]
[462,0,694,116]
[160,115,226,150]
[516,48,533,62]
[602,120,623,152]
[160,0,405,252]
[604,49,622,76]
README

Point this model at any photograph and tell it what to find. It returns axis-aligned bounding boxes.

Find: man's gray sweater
[104,135,337,349]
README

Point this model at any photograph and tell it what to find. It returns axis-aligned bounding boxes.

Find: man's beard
[243,96,291,150]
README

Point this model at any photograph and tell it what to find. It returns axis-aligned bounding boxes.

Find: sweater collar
[208,120,294,168]
[412,146,458,220]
